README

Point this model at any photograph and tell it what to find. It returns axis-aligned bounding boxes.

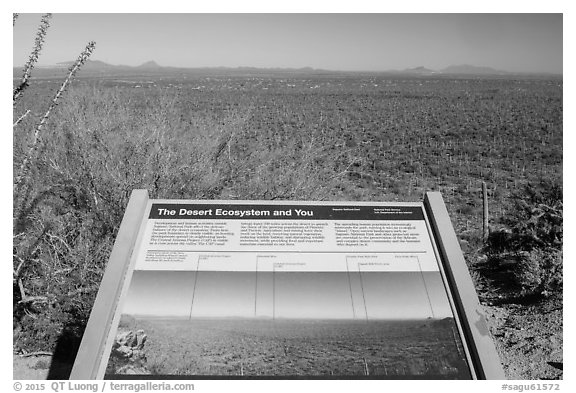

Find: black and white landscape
[107,268,471,378]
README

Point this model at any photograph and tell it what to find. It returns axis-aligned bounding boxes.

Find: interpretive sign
[70,191,504,379]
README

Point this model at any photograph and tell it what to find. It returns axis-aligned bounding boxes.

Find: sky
[12,13,563,74]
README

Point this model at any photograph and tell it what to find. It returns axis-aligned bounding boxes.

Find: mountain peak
[403,66,437,74]
[56,59,114,69]
[137,60,161,69]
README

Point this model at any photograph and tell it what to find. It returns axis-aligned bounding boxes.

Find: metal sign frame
[70,190,504,380]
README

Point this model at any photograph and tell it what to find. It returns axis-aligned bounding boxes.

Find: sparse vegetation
[483,181,563,298]
[13,14,97,365]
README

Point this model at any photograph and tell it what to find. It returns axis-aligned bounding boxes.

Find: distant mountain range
[440,64,510,75]
[52,59,164,70]
[401,64,512,75]
[26,60,325,76]
[21,60,559,77]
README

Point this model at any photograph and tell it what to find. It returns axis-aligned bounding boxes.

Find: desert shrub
[13,14,98,355]
[32,358,51,370]
[514,248,563,297]
[487,180,562,252]
[12,81,357,354]
[14,295,87,357]
[484,180,562,298]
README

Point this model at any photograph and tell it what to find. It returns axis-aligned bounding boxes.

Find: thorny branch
[13,13,52,104]
[14,41,96,189]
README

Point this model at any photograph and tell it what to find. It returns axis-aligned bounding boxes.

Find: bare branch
[13,255,27,281]
[13,13,52,103]
[13,109,31,128]
[46,232,72,253]
[18,296,49,305]
[20,351,53,358]
[17,278,26,300]
[14,41,96,189]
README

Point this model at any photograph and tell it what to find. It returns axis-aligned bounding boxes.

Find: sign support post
[424,191,504,379]
[70,190,149,379]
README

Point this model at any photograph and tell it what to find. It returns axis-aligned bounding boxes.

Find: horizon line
[13,60,563,76]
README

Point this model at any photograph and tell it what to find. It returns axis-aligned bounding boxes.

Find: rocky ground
[13,354,71,380]
[483,298,563,380]
[469,247,563,380]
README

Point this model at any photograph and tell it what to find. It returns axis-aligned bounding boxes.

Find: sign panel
[71,192,504,379]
